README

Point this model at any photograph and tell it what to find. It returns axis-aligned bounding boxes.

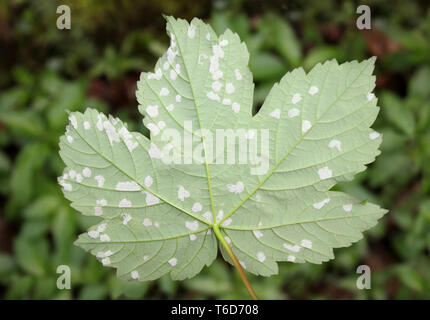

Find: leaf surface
[59,17,387,280]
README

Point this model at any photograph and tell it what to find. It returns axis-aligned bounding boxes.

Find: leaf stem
[213,225,258,300]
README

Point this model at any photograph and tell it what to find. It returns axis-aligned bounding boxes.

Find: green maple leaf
[58,16,387,297]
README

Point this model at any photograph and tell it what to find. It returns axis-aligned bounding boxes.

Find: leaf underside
[58,16,387,281]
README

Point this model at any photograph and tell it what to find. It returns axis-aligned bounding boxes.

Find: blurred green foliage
[0,0,429,299]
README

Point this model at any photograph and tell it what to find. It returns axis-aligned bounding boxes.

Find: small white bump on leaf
[148,143,162,159]
[168,257,178,266]
[94,207,103,216]
[257,252,266,262]
[235,68,242,80]
[88,230,99,239]
[100,234,111,242]
[69,115,78,129]
[187,24,196,39]
[143,218,152,227]
[343,204,353,212]
[192,202,202,212]
[94,175,105,188]
[160,88,169,96]
[301,239,312,249]
[216,210,224,222]
[270,109,281,119]
[283,243,301,252]
[203,211,212,223]
[287,255,296,262]
[231,102,240,113]
[369,131,380,140]
[122,214,132,225]
[82,167,91,178]
[222,218,232,226]
[143,191,160,205]
[207,91,220,101]
[226,83,235,94]
[313,198,330,210]
[178,185,190,201]
[288,108,300,118]
[253,230,263,239]
[185,221,199,231]
[97,224,107,233]
[328,139,342,151]
[144,176,153,187]
[318,166,333,180]
[309,86,319,95]
[116,181,141,191]
[212,81,222,92]
[291,93,302,104]
[96,199,107,206]
[302,120,311,133]
[227,181,244,194]
[222,98,231,106]
[119,199,132,208]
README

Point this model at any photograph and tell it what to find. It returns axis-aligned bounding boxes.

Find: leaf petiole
[213,225,258,300]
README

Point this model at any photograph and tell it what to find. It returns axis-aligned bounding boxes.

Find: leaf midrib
[169,20,218,225]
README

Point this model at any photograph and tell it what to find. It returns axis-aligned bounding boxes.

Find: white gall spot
[115,181,141,191]
[149,143,162,159]
[257,252,266,262]
[178,185,190,201]
[343,204,353,212]
[283,243,301,252]
[291,93,302,104]
[82,167,91,178]
[328,139,342,151]
[288,108,300,118]
[302,120,311,133]
[227,181,244,194]
[318,166,332,180]
[168,257,177,266]
[192,202,202,212]
[369,131,380,140]
[119,199,132,208]
[301,239,312,249]
[253,230,263,239]
[225,83,235,94]
[185,221,199,231]
[143,218,152,227]
[160,88,169,96]
[309,86,319,95]
[100,234,111,242]
[270,109,281,119]
[313,198,330,210]
[144,176,153,187]
[222,218,232,226]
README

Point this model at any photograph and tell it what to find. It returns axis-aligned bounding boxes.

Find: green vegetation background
[0,0,429,299]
